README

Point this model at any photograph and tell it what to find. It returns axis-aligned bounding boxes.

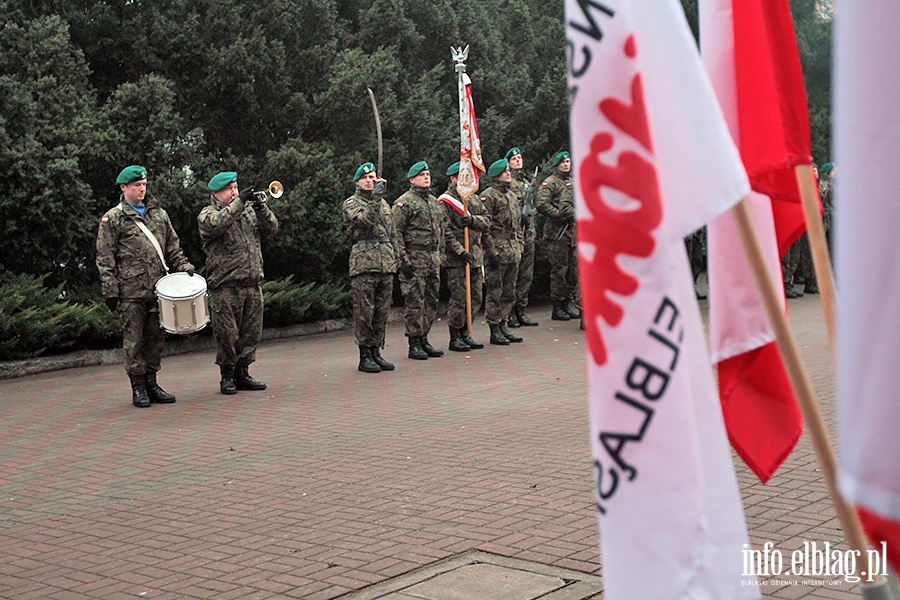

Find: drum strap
[119,204,169,273]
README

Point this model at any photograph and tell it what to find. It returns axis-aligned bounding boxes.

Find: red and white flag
[700,0,807,483]
[456,71,484,201]
[836,2,900,575]
[567,1,757,597]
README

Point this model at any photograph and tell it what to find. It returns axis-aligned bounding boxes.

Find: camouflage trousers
[484,261,518,325]
[118,298,164,376]
[351,272,393,347]
[209,284,264,367]
[399,264,440,338]
[513,236,535,309]
[445,265,484,330]
[546,239,579,303]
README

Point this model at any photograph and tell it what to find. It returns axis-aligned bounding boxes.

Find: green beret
[446,162,461,177]
[354,162,376,181]
[487,158,509,178]
[820,162,834,175]
[407,161,429,178]
[552,151,570,167]
[116,165,147,185]
[504,147,521,160]
[208,171,238,191]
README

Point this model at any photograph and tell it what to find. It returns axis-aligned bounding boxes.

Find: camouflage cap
[552,151,570,167]
[446,162,461,177]
[354,162,376,181]
[208,171,238,191]
[504,147,521,160]
[487,158,509,178]
[116,165,147,185]
[407,161,429,178]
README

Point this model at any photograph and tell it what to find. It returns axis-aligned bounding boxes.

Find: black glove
[238,187,255,203]
[520,213,529,228]
[460,251,476,265]
[400,264,414,279]
[104,297,118,312]
[186,268,195,277]
[460,215,474,228]
[373,180,386,196]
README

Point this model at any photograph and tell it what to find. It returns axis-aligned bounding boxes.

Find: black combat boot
[461,328,484,349]
[358,346,381,373]
[371,346,395,371]
[562,299,581,319]
[499,320,523,343]
[515,306,539,327]
[804,283,819,294]
[408,336,428,360]
[785,286,803,299]
[421,336,444,357]
[129,373,150,408]
[449,326,471,352]
[145,369,176,403]
[220,365,237,395]
[552,302,571,321]
[506,312,521,328]
[235,361,267,390]
[489,323,510,345]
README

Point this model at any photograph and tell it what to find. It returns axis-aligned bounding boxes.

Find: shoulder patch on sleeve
[395,201,404,207]
[200,208,209,215]
[101,216,109,223]
[344,198,355,206]
[541,182,549,186]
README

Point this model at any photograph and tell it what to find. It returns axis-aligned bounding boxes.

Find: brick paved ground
[0,296,862,599]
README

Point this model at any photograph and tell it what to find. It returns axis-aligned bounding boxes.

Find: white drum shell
[155,272,209,334]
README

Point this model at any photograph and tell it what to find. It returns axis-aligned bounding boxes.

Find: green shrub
[261,276,351,328]
[0,274,119,360]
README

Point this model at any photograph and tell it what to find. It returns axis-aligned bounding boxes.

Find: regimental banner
[566,1,758,598]
[456,72,484,200]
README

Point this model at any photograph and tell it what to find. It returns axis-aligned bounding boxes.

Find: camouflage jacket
[392,186,465,271]
[438,184,490,268]
[510,168,536,243]
[536,170,575,244]
[481,181,524,264]
[96,195,194,301]
[341,188,400,277]
[197,196,279,289]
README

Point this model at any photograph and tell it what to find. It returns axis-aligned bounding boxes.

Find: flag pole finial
[450,45,469,72]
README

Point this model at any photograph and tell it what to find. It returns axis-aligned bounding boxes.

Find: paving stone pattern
[0,297,859,599]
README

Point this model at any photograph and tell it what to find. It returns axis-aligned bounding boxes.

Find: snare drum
[155,272,209,334]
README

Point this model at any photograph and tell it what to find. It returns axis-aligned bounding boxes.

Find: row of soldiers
[342,148,580,373]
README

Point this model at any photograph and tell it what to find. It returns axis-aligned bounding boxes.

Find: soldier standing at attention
[393,161,468,360]
[96,165,195,408]
[481,158,524,345]
[505,147,539,328]
[341,162,400,373]
[536,151,581,321]
[198,172,278,394]
[438,161,482,352]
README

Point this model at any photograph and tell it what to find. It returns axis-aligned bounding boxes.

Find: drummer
[198,172,279,395]
[96,165,195,408]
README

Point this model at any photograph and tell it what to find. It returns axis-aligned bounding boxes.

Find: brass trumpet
[253,181,284,204]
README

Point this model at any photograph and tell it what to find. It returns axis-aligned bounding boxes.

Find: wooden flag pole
[795,164,837,351]
[464,199,473,335]
[730,199,877,583]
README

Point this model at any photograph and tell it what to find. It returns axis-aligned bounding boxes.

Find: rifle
[522,166,539,217]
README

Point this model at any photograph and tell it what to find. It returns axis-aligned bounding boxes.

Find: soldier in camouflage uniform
[536,151,580,321]
[96,165,195,408]
[392,161,469,360]
[438,161,483,352]
[341,162,400,373]
[481,158,524,345]
[198,172,279,394]
[505,147,539,328]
